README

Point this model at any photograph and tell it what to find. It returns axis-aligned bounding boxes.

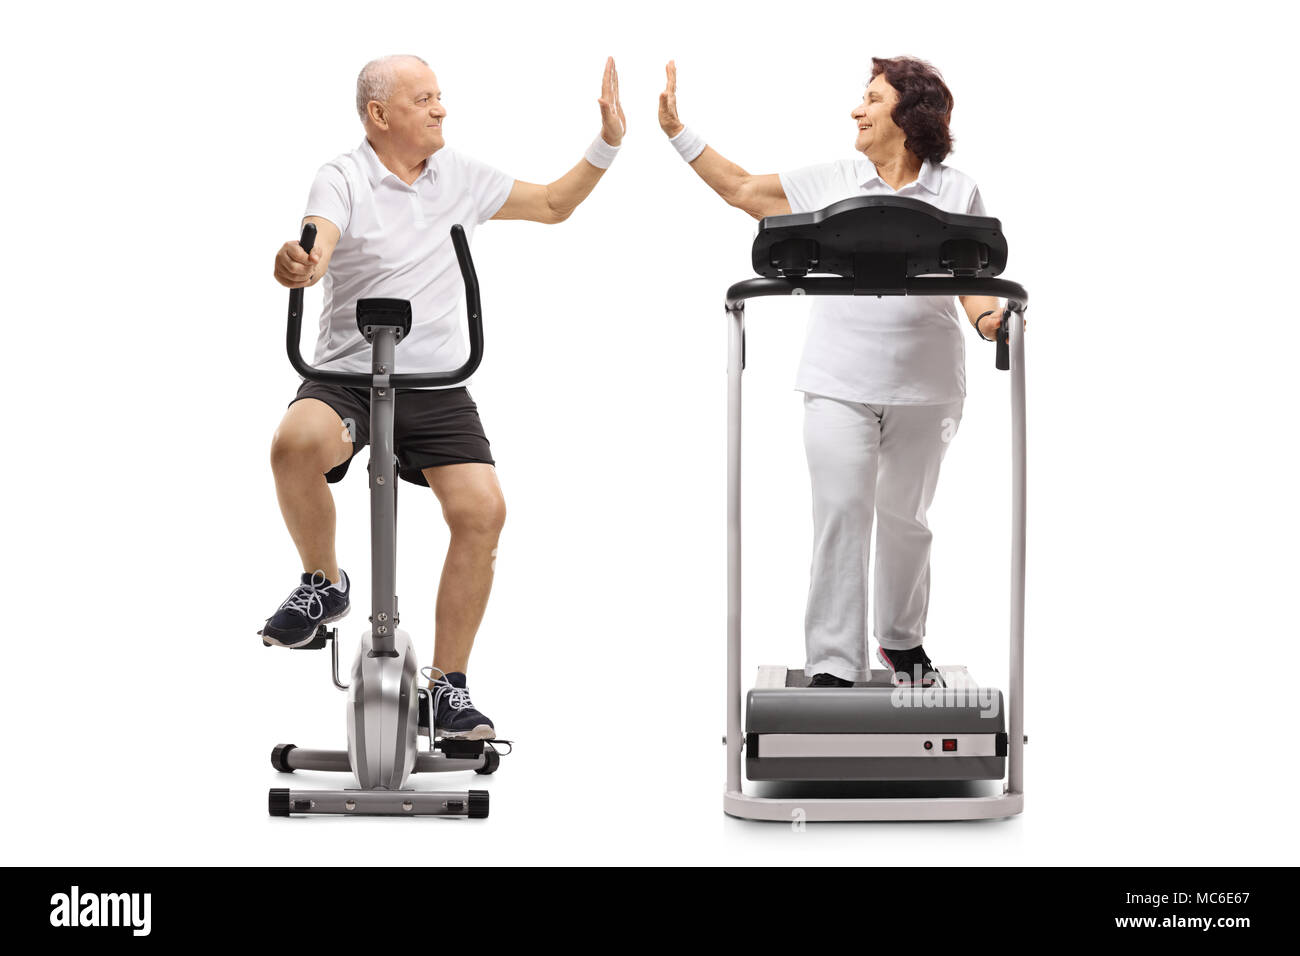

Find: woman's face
[852,73,904,157]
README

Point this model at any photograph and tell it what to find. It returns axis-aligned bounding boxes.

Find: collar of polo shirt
[358,138,440,189]
[857,156,940,194]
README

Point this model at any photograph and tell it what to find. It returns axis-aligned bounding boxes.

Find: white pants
[802,393,963,682]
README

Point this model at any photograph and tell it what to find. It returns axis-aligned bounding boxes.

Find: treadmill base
[724,787,1023,822]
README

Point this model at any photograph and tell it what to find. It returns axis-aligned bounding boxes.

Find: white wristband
[584,135,621,169]
[669,125,706,163]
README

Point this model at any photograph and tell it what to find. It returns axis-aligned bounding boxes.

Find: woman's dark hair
[869,56,955,163]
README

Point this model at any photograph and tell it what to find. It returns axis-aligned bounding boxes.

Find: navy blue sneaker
[423,668,496,740]
[876,645,943,687]
[260,569,350,648]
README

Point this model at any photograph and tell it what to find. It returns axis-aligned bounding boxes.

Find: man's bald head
[356,54,430,124]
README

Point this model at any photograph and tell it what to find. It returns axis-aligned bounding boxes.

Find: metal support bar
[726,305,745,795]
[274,788,486,817]
[282,748,350,772]
[279,747,484,775]
[1008,303,1027,797]
[369,329,398,657]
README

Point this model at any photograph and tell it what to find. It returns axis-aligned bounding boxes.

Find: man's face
[852,73,903,155]
[379,61,447,154]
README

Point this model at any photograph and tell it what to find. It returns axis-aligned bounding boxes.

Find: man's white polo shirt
[303,138,513,387]
[778,157,987,405]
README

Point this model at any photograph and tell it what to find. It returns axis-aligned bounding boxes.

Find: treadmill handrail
[725,276,1028,311]
[725,275,1028,372]
[285,222,484,387]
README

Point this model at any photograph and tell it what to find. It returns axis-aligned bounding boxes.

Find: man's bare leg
[421,462,506,680]
[270,398,355,584]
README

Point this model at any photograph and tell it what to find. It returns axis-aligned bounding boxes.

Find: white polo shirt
[303,138,514,387]
[778,157,987,405]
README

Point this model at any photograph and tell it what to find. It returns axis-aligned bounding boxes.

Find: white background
[2,0,1296,865]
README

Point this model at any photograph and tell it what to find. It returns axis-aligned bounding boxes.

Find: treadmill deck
[745,667,1007,781]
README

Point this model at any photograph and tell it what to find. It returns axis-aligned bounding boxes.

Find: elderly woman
[661,56,1004,687]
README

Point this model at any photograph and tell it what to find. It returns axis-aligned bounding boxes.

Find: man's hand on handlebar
[274,239,321,289]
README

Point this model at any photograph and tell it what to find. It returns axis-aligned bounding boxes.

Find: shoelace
[279,569,331,622]
[898,661,936,683]
[422,666,476,714]
[880,648,941,685]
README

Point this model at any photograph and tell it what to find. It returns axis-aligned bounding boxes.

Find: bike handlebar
[285,222,484,387]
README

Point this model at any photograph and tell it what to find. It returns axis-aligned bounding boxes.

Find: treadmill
[723,195,1029,821]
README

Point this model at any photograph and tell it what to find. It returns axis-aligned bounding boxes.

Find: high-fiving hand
[598,56,626,147]
[659,60,684,137]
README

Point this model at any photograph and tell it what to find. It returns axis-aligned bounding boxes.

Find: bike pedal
[436,738,485,759]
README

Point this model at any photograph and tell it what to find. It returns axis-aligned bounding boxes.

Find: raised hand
[659,60,684,137]
[598,56,626,147]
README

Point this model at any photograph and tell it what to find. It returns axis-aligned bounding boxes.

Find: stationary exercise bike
[722,196,1029,821]
[263,222,507,818]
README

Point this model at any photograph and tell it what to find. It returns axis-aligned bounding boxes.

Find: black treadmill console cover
[752,195,1007,280]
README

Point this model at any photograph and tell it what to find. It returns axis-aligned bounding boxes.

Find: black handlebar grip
[995,309,1010,371]
[448,224,480,318]
[286,224,319,385]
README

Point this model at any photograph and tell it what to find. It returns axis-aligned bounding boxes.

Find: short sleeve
[966,185,987,217]
[304,162,351,233]
[454,150,515,224]
[778,162,838,215]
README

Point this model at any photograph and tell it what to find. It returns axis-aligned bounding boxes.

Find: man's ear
[367,101,388,130]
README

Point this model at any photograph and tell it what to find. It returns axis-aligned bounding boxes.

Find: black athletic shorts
[289,382,495,488]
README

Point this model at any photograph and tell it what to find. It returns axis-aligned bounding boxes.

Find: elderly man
[263,54,625,739]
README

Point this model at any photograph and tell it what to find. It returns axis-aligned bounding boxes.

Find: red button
[942,739,958,752]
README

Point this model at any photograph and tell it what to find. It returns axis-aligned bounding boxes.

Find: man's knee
[270,421,343,475]
[444,487,507,537]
